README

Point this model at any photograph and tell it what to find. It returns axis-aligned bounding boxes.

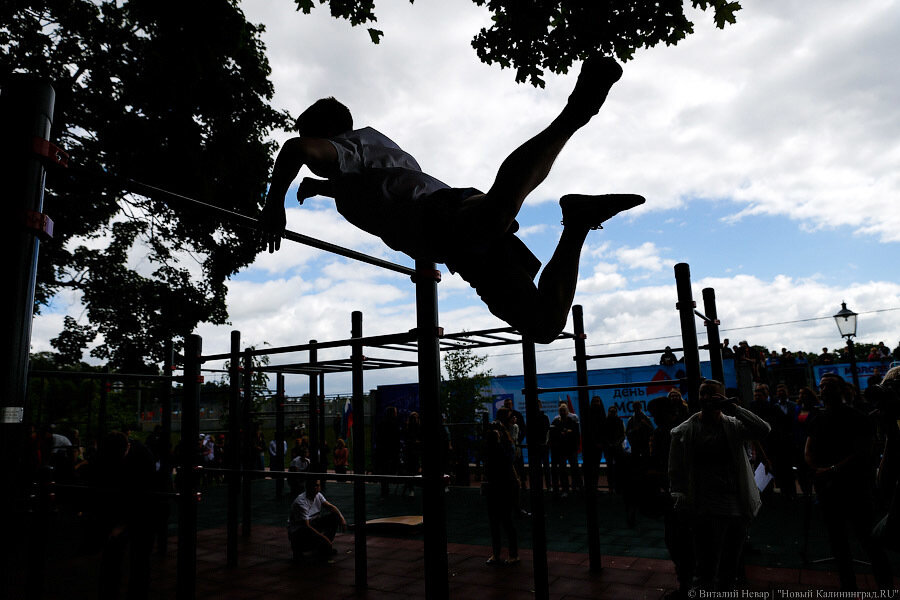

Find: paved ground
[10,478,899,598]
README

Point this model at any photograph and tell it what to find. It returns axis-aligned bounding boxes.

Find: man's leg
[456,55,624,239]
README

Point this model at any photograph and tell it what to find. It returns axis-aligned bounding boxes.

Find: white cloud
[615,242,667,272]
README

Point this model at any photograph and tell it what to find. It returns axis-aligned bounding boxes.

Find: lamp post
[833,302,860,390]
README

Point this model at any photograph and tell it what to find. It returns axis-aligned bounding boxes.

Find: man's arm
[722,401,771,440]
[260,137,339,253]
[323,500,347,531]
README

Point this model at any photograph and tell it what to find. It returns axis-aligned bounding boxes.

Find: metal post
[241,349,253,538]
[308,341,319,472]
[0,80,55,513]
[847,338,861,391]
[675,263,702,411]
[318,370,326,478]
[162,340,174,462]
[415,261,448,600]
[572,305,602,571]
[522,338,550,600]
[99,373,109,436]
[351,311,367,587]
[177,334,201,600]
[274,372,285,498]
[159,339,174,557]
[226,331,241,568]
[702,288,725,383]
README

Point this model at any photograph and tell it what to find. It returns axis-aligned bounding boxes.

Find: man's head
[776,384,789,401]
[753,384,770,402]
[296,97,353,138]
[818,373,846,408]
[495,407,511,425]
[558,403,569,418]
[305,479,321,498]
[503,398,513,410]
[699,379,726,416]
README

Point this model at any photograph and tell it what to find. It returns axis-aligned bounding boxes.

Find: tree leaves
[302,0,742,87]
[2,0,289,368]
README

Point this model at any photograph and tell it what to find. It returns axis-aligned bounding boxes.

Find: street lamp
[833,302,860,390]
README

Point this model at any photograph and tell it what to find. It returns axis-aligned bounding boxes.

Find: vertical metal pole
[522,338,550,600]
[99,373,109,437]
[226,331,241,568]
[351,311,367,587]
[847,338,861,391]
[241,349,253,538]
[318,371,326,477]
[158,340,174,557]
[162,340,174,463]
[675,263,702,411]
[572,306,602,571]
[0,78,55,493]
[702,288,725,383]
[308,341,319,472]
[177,334,201,600]
[415,261,448,600]
[274,372,285,498]
[0,78,52,596]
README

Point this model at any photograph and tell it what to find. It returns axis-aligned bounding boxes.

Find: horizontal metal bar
[533,378,684,394]
[123,178,418,277]
[28,369,174,382]
[584,348,684,360]
[203,468,423,485]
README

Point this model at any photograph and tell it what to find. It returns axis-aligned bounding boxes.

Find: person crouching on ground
[287,479,347,562]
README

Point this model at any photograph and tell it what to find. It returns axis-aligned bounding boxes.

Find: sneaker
[505,557,521,566]
[567,55,623,119]
[560,194,645,230]
[486,556,502,566]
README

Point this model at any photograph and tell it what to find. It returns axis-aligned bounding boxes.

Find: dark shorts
[423,188,543,332]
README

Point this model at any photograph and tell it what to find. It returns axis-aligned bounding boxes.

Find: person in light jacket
[669,379,770,593]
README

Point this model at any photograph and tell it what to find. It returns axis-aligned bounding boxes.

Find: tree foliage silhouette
[295,0,742,86]
[1,0,289,369]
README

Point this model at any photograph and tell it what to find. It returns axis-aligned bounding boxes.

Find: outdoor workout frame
[522,262,726,576]
[6,84,730,600]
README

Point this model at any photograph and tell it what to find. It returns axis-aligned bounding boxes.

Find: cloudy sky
[33,0,900,395]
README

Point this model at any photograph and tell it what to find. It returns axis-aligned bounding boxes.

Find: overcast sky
[33,0,900,395]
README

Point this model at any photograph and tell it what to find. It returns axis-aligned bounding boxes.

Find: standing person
[287,479,347,562]
[648,390,693,599]
[769,384,800,499]
[602,405,626,493]
[508,413,530,517]
[374,407,401,497]
[669,379,771,592]
[503,398,527,487]
[550,402,581,498]
[269,435,288,469]
[260,55,644,344]
[587,396,607,490]
[402,412,423,497]
[795,386,820,496]
[624,403,655,526]
[332,438,349,475]
[91,431,157,600]
[483,407,520,565]
[805,373,893,591]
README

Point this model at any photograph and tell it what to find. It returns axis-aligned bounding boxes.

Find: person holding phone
[668,379,770,593]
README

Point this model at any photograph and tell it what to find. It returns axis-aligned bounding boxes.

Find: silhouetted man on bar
[261,55,643,343]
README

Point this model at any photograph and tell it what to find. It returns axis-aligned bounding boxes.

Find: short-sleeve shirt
[326,128,453,257]
[288,491,326,533]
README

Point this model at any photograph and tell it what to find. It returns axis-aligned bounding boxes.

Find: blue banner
[812,361,892,390]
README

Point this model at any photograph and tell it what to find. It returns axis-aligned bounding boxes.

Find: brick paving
[11,479,898,598]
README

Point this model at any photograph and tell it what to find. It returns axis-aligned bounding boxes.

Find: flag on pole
[342,399,353,438]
